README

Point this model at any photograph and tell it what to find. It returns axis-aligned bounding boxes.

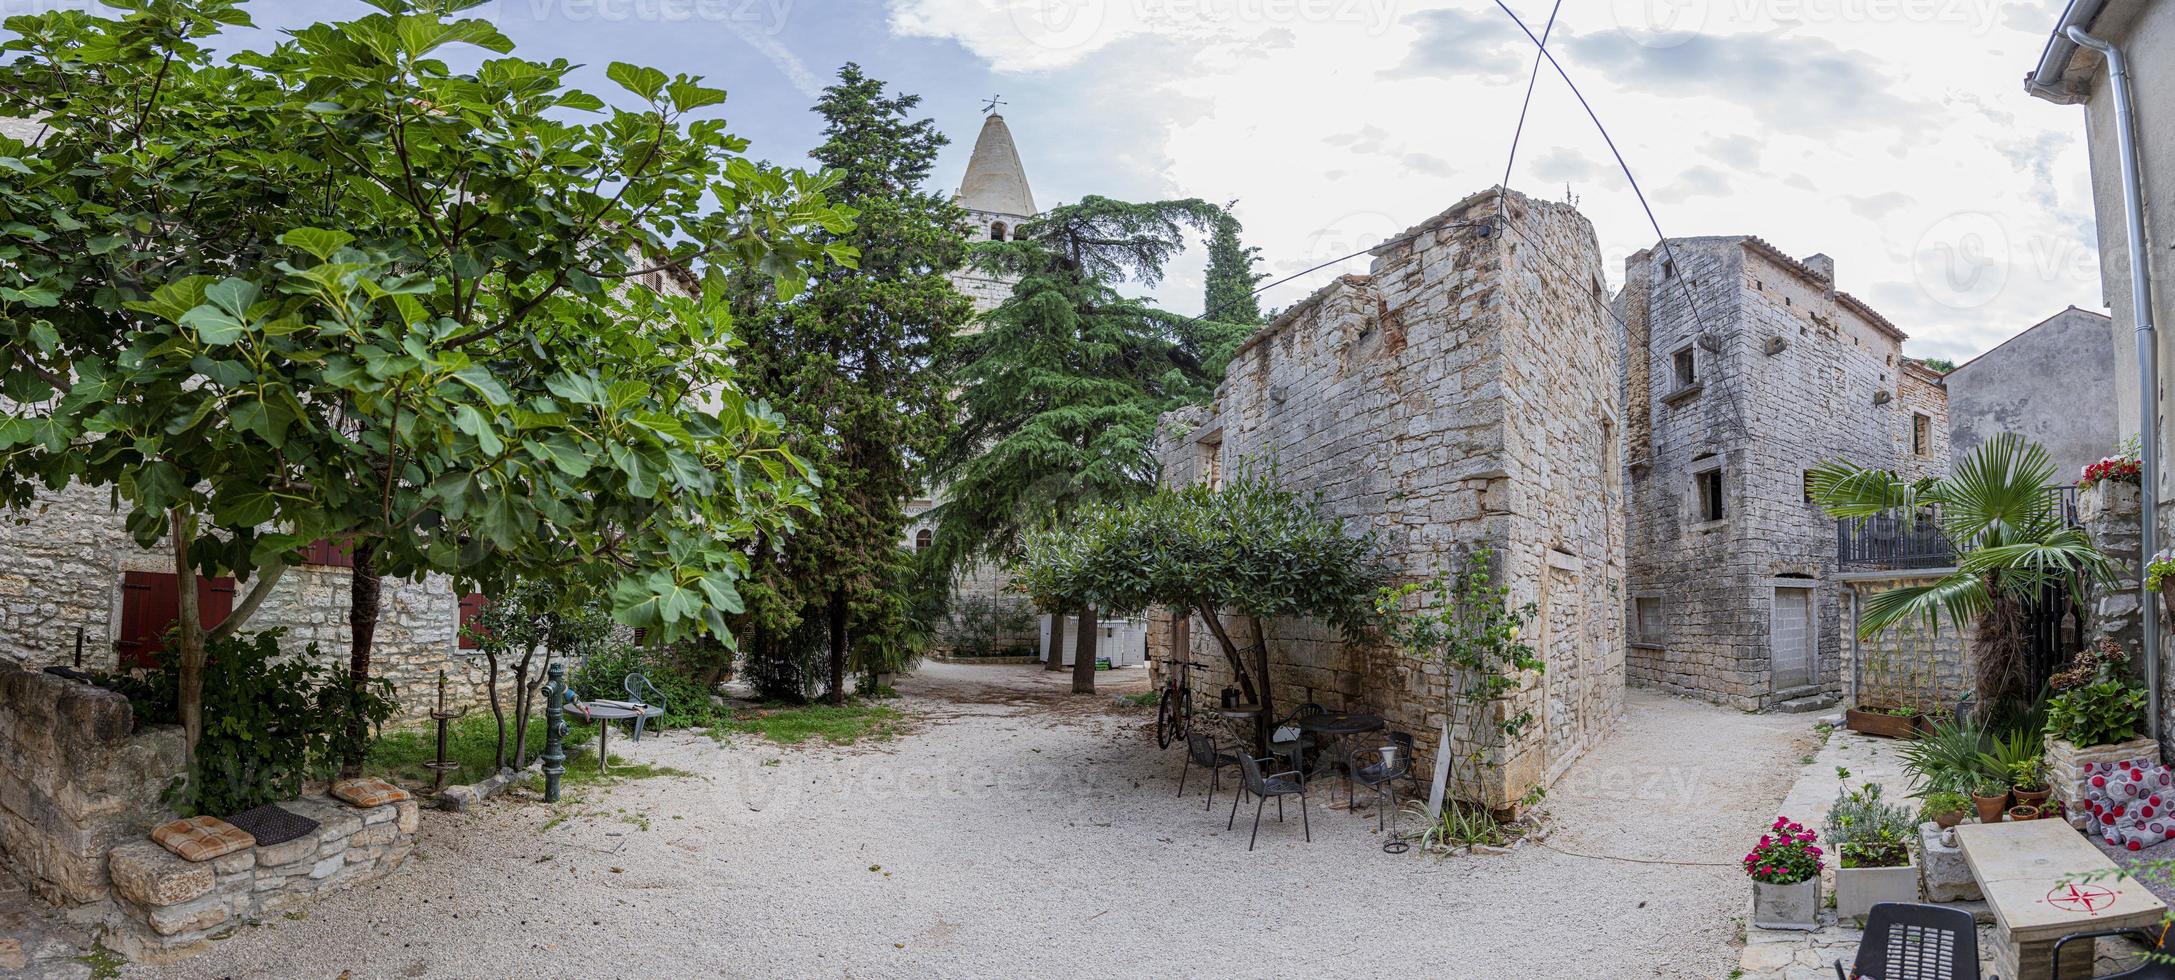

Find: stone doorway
[1771,585,1816,691]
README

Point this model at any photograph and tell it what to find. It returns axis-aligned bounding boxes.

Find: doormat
[225,803,319,847]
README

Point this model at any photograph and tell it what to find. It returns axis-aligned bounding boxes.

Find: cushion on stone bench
[330,777,411,808]
[149,816,256,862]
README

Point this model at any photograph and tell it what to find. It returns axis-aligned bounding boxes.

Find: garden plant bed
[1844,706,1929,739]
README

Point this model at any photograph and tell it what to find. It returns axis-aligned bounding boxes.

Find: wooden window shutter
[301,539,355,568]
[458,593,488,650]
[117,572,236,669]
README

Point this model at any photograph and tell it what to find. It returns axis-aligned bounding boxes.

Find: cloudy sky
[173,0,2102,363]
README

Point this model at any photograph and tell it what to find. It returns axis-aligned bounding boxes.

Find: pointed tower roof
[955,114,1036,217]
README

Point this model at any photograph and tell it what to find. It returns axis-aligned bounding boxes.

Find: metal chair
[2053,921,2173,979]
[1268,702,1325,781]
[622,672,668,742]
[1228,753,1309,851]
[1835,903,1989,980]
[1347,732,1415,833]
[1179,732,1241,811]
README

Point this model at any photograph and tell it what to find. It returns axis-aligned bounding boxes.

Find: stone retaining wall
[102,792,418,965]
[0,659,182,906]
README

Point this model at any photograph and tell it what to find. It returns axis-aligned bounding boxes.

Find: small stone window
[1634,597,1666,645]
[1672,347,1696,388]
[1662,259,1677,278]
[1200,435,1224,490]
[990,221,1008,241]
[1912,413,1932,456]
[1690,454,1725,523]
[915,529,932,552]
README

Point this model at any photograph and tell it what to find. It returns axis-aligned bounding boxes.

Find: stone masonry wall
[0,660,183,907]
[1841,573,1972,712]
[1622,238,1951,710]
[1151,187,1624,810]
[0,483,486,720]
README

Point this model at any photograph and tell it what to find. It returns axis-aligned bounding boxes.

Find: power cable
[1496,0,1566,221]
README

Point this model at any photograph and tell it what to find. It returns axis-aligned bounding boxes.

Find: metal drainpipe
[2068,26,2162,743]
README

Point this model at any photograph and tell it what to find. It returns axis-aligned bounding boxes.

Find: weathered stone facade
[0,661,182,907]
[1945,306,2117,481]
[1840,571,1972,713]
[1148,187,1624,810]
[0,483,487,720]
[1618,238,1952,710]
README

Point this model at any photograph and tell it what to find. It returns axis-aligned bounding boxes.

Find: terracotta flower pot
[2008,804,2042,822]
[1973,792,2010,824]
[2014,788,2051,811]
[1929,809,1966,829]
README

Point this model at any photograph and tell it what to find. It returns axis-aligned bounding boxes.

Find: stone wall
[1840,572,1972,713]
[1620,238,1951,710]
[0,482,486,720]
[101,792,418,965]
[1149,187,1624,810]
[1945,307,2117,481]
[0,660,183,906]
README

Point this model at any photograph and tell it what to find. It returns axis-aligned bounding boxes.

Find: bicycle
[1152,656,1199,750]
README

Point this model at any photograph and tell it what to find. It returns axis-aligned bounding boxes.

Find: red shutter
[301,539,355,568]
[458,593,487,650]
[117,572,236,669]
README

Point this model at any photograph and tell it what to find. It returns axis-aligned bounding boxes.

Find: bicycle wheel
[1155,686,1179,749]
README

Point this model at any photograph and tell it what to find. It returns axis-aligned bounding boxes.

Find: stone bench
[101,793,419,965]
[1957,819,2166,980]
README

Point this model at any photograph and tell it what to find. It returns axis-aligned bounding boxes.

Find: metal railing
[1834,485,2079,571]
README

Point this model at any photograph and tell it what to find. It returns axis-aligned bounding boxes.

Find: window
[117,572,235,669]
[990,221,1007,241]
[301,538,354,568]
[1662,259,1677,278]
[1200,437,1224,490]
[1803,470,1817,504]
[1634,597,1666,645]
[458,593,488,650]
[1672,347,1696,388]
[1912,414,1931,456]
[915,529,932,552]
[1687,467,1722,521]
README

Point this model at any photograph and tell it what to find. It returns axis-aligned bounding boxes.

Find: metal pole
[542,661,567,803]
[2067,27,2162,745]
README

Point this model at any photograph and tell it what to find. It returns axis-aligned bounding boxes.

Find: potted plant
[1971,777,2010,824]
[2151,550,2175,622]
[2044,639,2157,813]
[1745,815,1823,931]
[1920,790,1969,829]
[2007,803,2042,821]
[1846,701,1929,739]
[2011,756,2050,810]
[1827,782,1920,921]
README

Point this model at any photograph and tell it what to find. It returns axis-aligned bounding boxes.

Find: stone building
[1147,187,1625,810]
[1945,306,2117,481]
[1617,237,1952,711]
[905,112,1046,655]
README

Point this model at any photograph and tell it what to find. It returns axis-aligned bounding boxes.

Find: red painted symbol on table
[2044,883,2119,914]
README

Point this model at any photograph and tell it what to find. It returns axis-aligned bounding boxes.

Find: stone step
[1773,692,1839,714]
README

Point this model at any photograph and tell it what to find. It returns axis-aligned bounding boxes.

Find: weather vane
[981,94,1006,114]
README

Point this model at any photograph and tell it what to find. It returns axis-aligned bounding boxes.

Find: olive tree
[1020,463,1384,751]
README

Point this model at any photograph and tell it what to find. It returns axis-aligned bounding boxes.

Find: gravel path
[141,663,1816,979]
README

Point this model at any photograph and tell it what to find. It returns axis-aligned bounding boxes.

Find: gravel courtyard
[142,663,1815,979]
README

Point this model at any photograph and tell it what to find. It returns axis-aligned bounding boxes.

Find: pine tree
[1202,205,1267,325]
[735,64,973,704]
[930,195,1230,693]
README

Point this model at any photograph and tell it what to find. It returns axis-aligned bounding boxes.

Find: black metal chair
[1347,732,1414,833]
[1834,903,1989,980]
[1179,732,1241,811]
[2053,920,2173,979]
[1268,702,1324,780]
[1227,753,1310,851]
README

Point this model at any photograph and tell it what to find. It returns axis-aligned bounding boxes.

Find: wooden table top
[1955,819,2167,942]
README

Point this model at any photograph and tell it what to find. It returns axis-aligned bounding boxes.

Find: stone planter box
[101,791,420,965]
[1751,877,1821,931]
[2048,735,2161,819]
[1836,857,1920,922]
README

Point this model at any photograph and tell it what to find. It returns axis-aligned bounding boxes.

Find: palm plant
[1811,433,2116,710]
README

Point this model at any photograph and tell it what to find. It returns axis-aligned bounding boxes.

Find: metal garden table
[565,700,662,773]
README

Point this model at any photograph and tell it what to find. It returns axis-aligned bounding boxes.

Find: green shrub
[2046,677,2148,747]
[101,630,396,817]
[570,642,723,729]
[1824,782,1916,869]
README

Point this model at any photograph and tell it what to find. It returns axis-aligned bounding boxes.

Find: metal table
[1294,712,1386,779]
[566,700,662,773]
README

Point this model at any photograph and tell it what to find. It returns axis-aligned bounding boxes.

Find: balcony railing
[1835,485,2079,572]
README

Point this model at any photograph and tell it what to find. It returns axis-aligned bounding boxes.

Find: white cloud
[889,0,2105,361]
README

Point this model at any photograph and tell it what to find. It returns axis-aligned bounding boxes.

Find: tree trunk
[169,510,207,778]
[511,642,539,769]
[1194,604,1266,754]
[1974,587,2030,711]
[1071,606,1098,694]
[1248,614,1276,755]
[485,650,505,771]
[828,588,848,706]
[1044,608,1067,671]
[342,539,382,777]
